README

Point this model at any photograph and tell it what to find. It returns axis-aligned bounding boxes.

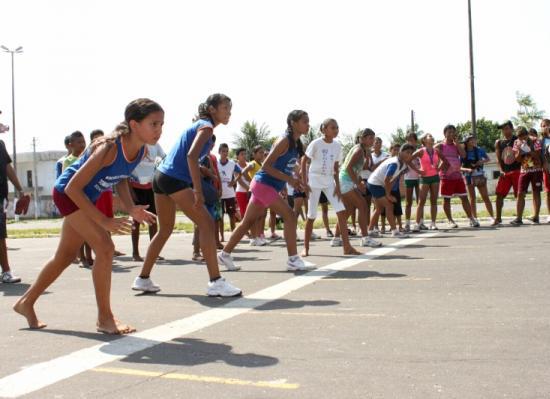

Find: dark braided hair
[196,93,232,122]
[285,110,307,157]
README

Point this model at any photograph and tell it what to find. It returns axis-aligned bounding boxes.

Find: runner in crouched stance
[218,110,313,272]
[14,98,161,334]
[132,94,242,297]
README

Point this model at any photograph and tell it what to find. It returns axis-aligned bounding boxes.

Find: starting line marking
[0,233,437,398]
[92,367,299,390]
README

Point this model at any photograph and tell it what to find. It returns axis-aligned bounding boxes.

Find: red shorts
[95,190,114,218]
[518,171,543,194]
[53,189,79,217]
[543,170,550,193]
[440,178,467,198]
[236,191,250,217]
[495,170,520,197]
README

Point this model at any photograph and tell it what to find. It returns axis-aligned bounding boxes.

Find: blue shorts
[367,183,386,199]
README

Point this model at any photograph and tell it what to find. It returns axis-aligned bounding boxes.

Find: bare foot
[132,254,143,262]
[300,249,309,257]
[344,247,363,256]
[97,318,136,335]
[13,299,47,329]
[113,250,125,257]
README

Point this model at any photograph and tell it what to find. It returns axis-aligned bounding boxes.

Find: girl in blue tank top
[14,99,163,335]
[134,94,242,299]
[218,110,315,273]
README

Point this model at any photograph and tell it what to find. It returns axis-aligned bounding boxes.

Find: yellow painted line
[92,367,299,390]
[248,311,385,318]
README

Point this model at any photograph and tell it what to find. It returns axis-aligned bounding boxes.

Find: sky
[0,0,549,155]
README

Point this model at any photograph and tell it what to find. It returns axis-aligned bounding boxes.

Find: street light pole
[467,0,477,138]
[1,45,23,191]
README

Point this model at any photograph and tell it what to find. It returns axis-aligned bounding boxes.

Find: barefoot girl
[301,118,361,256]
[14,98,161,334]
[217,110,313,271]
[334,129,382,247]
[132,94,242,297]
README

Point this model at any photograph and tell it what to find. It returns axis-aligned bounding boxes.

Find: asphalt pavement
[0,222,549,398]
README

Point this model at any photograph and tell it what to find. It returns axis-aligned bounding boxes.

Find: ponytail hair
[89,98,163,153]
[286,110,307,157]
[196,93,232,122]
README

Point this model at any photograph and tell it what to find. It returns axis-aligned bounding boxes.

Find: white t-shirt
[218,159,242,199]
[305,137,342,188]
[371,151,389,168]
[130,143,165,184]
[368,156,408,187]
[236,162,250,193]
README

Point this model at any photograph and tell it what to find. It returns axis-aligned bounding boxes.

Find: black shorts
[319,192,328,204]
[0,210,6,239]
[133,187,156,214]
[381,190,403,217]
[152,170,192,195]
[221,197,237,215]
[362,179,372,198]
[293,192,307,199]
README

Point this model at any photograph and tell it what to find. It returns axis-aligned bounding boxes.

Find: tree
[339,130,358,161]
[512,91,545,129]
[232,121,273,154]
[391,123,424,146]
[456,118,500,152]
[302,125,320,148]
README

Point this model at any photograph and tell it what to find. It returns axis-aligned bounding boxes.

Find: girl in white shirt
[301,119,361,256]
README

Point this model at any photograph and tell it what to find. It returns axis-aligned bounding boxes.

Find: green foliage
[511,91,545,129]
[302,125,321,147]
[339,131,358,160]
[456,118,500,152]
[232,121,273,155]
[391,123,424,146]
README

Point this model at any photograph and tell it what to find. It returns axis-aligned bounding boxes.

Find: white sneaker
[412,223,421,232]
[361,236,382,247]
[311,232,320,240]
[469,218,480,228]
[249,238,258,246]
[217,252,241,271]
[429,222,438,230]
[258,237,268,246]
[207,278,242,297]
[447,221,458,229]
[330,237,343,247]
[131,276,160,293]
[391,230,409,238]
[287,256,315,271]
[368,230,381,238]
[1,271,21,284]
[546,216,550,224]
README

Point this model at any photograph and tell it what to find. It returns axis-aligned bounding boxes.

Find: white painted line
[0,233,437,398]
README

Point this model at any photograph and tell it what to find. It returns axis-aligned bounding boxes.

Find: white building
[7,150,66,218]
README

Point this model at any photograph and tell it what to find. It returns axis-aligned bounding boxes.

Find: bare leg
[467,184,477,219]
[132,220,142,261]
[0,238,11,273]
[302,218,314,256]
[478,184,494,218]
[516,192,526,220]
[138,194,176,278]
[495,195,505,222]
[416,185,429,224]
[405,186,414,222]
[459,196,473,219]
[224,203,266,253]
[533,190,541,219]
[429,184,439,223]
[443,198,453,222]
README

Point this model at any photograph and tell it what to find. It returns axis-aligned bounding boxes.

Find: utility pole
[32,137,39,219]
[410,110,415,134]
[468,0,477,138]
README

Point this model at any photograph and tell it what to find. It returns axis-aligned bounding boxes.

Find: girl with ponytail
[132,94,242,298]
[14,98,162,334]
[218,110,314,272]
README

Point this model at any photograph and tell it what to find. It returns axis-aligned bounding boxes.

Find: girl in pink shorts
[218,110,314,272]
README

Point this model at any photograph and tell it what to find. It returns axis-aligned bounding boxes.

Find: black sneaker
[510,218,523,226]
[527,216,540,224]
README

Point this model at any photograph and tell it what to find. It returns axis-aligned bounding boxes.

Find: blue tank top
[157,119,214,183]
[255,138,298,192]
[54,138,145,203]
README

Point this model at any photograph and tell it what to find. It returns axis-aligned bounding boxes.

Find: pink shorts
[440,178,467,198]
[250,180,280,208]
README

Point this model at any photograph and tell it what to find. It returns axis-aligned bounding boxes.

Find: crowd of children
[4,96,550,335]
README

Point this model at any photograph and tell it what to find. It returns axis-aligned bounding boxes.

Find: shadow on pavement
[0,283,50,297]
[323,270,406,279]
[121,338,278,368]
[28,328,121,342]
[372,254,423,260]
